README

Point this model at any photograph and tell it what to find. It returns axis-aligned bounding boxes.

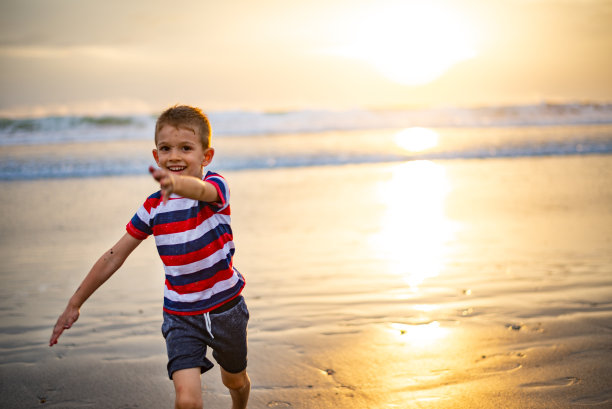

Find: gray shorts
[161,296,249,379]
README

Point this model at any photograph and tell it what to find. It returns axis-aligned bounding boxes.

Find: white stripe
[154,213,231,246]
[135,206,152,225]
[204,312,214,338]
[155,197,198,214]
[164,272,241,303]
[163,242,235,276]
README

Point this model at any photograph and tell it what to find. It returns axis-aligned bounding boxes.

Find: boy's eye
[182,146,193,151]
[159,146,170,151]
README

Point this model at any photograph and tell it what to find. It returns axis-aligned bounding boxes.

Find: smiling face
[152,125,214,179]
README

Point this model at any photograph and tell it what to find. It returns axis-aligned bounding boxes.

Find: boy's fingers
[50,310,78,346]
[149,166,156,179]
[49,335,60,346]
[50,325,64,346]
[149,166,166,182]
[150,169,161,182]
[50,324,71,345]
[149,166,174,204]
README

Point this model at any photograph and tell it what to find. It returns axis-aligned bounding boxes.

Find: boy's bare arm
[49,232,142,346]
[149,166,220,204]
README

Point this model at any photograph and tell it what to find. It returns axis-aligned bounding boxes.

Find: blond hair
[155,105,212,148]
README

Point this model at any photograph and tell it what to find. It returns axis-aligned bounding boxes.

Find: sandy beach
[1,154,611,408]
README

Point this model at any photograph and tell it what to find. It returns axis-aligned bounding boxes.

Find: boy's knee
[221,369,250,391]
[174,379,203,409]
[172,368,202,409]
[175,392,203,409]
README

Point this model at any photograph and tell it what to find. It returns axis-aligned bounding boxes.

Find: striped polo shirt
[126,171,245,315]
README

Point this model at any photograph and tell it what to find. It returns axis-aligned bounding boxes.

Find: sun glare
[370,161,457,291]
[331,1,477,85]
[395,127,439,152]
[391,321,448,347]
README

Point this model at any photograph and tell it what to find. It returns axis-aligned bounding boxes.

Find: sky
[0,0,611,116]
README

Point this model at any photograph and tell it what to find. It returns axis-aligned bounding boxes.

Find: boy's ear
[152,149,160,165]
[202,148,215,166]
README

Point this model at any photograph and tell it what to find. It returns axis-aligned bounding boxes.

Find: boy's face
[152,125,214,179]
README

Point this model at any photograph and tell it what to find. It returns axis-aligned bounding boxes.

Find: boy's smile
[153,125,214,179]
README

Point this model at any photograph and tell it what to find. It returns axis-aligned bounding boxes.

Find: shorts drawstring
[204,312,214,339]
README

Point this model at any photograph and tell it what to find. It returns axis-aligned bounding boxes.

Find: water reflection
[394,127,440,152]
[371,160,456,291]
[390,321,449,348]
[366,161,458,405]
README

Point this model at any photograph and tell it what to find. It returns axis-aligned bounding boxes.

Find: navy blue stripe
[207,176,228,202]
[130,214,152,235]
[205,171,222,181]
[152,198,226,226]
[166,250,234,287]
[156,223,232,256]
[153,205,200,225]
[164,281,244,312]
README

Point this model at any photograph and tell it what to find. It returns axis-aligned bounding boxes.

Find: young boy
[49,105,250,409]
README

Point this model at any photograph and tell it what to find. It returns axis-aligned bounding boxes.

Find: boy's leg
[220,367,250,409]
[173,368,203,409]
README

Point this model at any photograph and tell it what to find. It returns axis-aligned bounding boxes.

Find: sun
[331,1,477,86]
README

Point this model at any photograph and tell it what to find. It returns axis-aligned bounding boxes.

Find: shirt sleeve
[204,172,230,212]
[126,192,161,239]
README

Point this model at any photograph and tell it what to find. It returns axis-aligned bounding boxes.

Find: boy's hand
[149,165,175,204]
[49,304,80,346]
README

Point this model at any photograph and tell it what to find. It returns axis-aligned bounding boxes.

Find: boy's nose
[168,148,181,160]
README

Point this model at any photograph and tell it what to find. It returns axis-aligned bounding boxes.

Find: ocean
[1,102,611,180]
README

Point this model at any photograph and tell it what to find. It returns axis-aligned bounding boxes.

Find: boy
[49,105,250,409]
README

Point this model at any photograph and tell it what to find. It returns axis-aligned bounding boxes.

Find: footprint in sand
[571,389,612,406]
[267,401,292,408]
[521,377,580,388]
[473,354,522,375]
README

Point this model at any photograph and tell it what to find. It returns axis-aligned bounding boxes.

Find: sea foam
[1,103,611,180]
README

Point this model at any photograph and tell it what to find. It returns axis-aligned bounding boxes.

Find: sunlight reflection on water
[394,127,440,152]
[370,160,458,292]
[390,321,450,348]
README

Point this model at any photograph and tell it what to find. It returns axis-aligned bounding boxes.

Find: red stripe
[165,267,235,295]
[144,196,162,213]
[160,233,233,266]
[207,180,227,208]
[152,206,216,236]
[126,222,149,240]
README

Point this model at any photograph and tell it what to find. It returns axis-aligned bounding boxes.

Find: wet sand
[1,155,611,408]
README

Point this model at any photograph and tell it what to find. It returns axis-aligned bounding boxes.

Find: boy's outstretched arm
[149,166,220,204]
[49,233,142,346]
